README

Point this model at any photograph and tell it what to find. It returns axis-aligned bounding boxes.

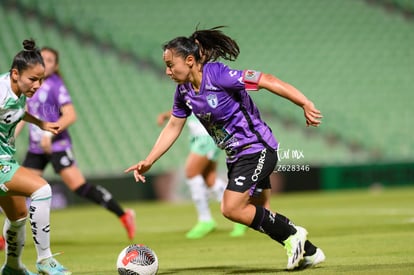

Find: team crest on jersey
[0,165,11,174]
[207,94,218,108]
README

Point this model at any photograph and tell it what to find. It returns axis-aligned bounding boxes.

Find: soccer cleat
[120,209,136,240]
[283,226,307,270]
[36,256,71,275]
[185,220,216,239]
[229,223,248,237]
[0,265,37,275]
[299,248,326,269]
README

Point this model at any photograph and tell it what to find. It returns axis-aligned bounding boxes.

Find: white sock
[209,177,227,202]
[186,175,212,222]
[3,217,26,269]
[30,184,53,261]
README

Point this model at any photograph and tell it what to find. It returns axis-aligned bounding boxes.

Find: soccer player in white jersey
[157,111,247,239]
[17,46,136,241]
[126,26,325,270]
[0,39,71,275]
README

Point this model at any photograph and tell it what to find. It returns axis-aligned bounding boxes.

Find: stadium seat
[1,0,413,177]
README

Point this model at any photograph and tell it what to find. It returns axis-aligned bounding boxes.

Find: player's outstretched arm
[258,73,322,127]
[125,115,186,182]
[22,112,61,134]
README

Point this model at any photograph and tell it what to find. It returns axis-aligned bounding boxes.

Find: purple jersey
[26,73,72,153]
[172,62,278,163]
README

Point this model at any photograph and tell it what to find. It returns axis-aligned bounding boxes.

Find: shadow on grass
[330,262,414,273]
[160,265,286,274]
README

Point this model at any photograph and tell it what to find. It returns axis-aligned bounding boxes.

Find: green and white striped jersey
[0,73,26,160]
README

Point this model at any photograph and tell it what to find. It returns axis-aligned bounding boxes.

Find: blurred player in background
[126,26,325,270]
[16,46,136,240]
[0,39,70,275]
[157,111,247,239]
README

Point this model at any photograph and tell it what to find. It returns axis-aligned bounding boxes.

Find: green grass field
[18,186,414,274]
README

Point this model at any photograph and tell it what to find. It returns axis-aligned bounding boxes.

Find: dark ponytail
[163,26,240,64]
[10,39,44,73]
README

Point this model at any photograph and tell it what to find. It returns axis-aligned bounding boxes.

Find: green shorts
[0,159,20,196]
[190,136,220,161]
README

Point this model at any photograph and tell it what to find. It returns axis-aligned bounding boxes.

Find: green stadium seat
[1,0,413,177]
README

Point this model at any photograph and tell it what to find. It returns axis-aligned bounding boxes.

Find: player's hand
[303,101,322,127]
[124,160,153,183]
[41,122,61,135]
[156,112,170,126]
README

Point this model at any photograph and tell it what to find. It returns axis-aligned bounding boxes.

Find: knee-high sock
[3,217,26,269]
[187,175,212,222]
[75,182,124,217]
[30,184,53,261]
[250,206,296,244]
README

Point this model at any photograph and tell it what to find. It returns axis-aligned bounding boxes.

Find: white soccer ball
[117,244,159,275]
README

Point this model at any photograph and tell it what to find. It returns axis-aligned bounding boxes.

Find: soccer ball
[117,244,159,275]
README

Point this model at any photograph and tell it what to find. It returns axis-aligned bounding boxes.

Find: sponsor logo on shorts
[251,148,267,182]
[60,156,71,167]
[234,176,246,186]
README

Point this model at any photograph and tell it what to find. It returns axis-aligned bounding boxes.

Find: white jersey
[187,114,209,138]
[0,73,26,160]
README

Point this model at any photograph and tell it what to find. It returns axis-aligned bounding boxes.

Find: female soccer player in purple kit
[125,26,325,270]
[18,47,136,240]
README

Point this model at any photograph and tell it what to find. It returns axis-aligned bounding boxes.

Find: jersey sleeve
[58,86,72,106]
[0,82,8,107]
[172,85,191,118]
[55,77,72,106]
[211,63,262,91]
